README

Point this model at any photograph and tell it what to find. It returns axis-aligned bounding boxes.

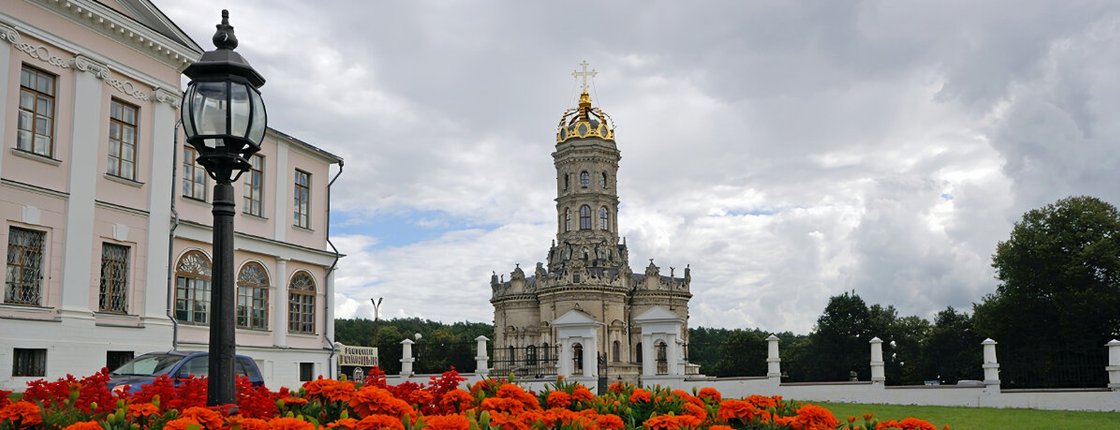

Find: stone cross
[572,60,597,92]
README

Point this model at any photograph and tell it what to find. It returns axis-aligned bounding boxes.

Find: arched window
[174,250,211,325]
[579,205,591,230]
[612,340,620,362]
[542,342,551,363]
[601,172,608,189]
[599,207,609,230]
[656,341,668,375]
[288,272,316,334]
[564,209,572,232]
[572,343,584,375]
[526,345,537,365]
[508,345,517,365]
[579,171,589,188]
[237,261,269,330]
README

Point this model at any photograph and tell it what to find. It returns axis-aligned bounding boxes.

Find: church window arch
[565,209,572,232]
[655,341,668,375]
[542,342,551,363]
[579,171,589,188]
[508,345,516,365]
[601,172,608,189]
[236,261,269,330]
[572,343,584,375]
[289,271,316,334]
[526,345,537,365]
[579,205,591,230]
[599,207,609,230]
[612,340,620,362]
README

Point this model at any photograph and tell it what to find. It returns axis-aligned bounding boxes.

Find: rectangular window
[106,350,134,372]
[243,154,264,216]
[299,362,314,381]
[293,170,311,228]
[17,66,56,157]
[5,227,45,306]
[13,348,46,377]
[182,146,207,201]
[98,243,129,313]
[175,276,211,325]
[107,99,139,180]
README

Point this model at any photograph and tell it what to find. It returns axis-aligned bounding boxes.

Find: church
[490,63,694,383]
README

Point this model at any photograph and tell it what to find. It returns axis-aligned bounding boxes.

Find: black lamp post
[180,10,267,407]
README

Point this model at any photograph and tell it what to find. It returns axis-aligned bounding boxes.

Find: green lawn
[819,401,1120,430]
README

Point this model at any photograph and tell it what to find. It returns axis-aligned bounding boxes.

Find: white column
[558,339,572,377]
[672,339,684,375]
[1105,339,1120,390]
[273,258,289,347]
[144,89,179,320]
[982,338,1000,387]
[475,335,490,376]
[0,24,15,178]
[400,338,414,377]
[869,337,885,384]
[641,334,654,376]
[272,142,289,241]
[766,334,781,379]
[584,337,597,378]
[60,56,106,313]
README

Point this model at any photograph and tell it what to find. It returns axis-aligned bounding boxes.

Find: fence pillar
[869,337,885,384]
[766,334,781,379]
[1106,339,1120,390]
[400,338,415,377]
[475,335,491,376]
[982,338,1000,387]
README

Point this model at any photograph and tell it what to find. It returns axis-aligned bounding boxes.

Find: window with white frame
[236,262,269,330]
[17,65,56,157]
[288,272,316,333]
[107,99,138,180]
[294,170,311,228]
[174,251,211,325]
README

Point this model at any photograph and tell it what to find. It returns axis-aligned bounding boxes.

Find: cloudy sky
[159,0,1120,334]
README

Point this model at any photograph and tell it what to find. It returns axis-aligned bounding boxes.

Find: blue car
[106,351,264,394]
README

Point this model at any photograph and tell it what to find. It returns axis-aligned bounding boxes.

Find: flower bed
[0,367,942,429]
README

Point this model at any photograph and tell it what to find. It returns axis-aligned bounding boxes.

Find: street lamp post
[180,10,267,406]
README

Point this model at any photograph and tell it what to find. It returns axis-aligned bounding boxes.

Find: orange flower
[487,411,530,430]
[540,408,586,427]
[697,387,721,403]
[876,417,938,430]
[595,414,625,430]
[62,421,104,430]
[496,384,540,410]
[127,403,160,419]
[643,414,702,430]
[326,417,359,429]
[439,389,474,413]
[709,426,733,430]
[571,386,595,403]
[608,382,626,394]
[482,397,527,414]
[743,394,779,410]
[268,417,316,430]
[0,401,42,427]
[349,386,415,419]
[793,404,838,430]
[864,413,875,421]
[546,391,572,409]
[282,396,310,407]
[305,378,357,403]
[682,402,707,421]
[717,399,768,423]
[354,414,404,430]
[163,417,203,430]
[227,415,270,430]
[629,389,652,403]
[178,406,224,429]
[423,414,470,430]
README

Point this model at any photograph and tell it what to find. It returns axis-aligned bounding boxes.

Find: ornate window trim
[174,250,211,325]
[288,271,316,334]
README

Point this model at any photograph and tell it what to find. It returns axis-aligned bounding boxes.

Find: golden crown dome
[556,89,615,144]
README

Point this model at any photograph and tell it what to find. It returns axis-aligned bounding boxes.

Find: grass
[819,401,1120,430]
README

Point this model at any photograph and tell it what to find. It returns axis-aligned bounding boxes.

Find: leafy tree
[802,291,872,381]
[920,307,982,384]
[975,196,1120,387]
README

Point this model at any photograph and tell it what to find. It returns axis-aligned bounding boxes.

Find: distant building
[0,0,342,390]
[491,70,692,382]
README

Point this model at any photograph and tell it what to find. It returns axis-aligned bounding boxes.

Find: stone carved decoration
[73,55,110,78]
[1,24,71,70]
[535,262,547,280]
[511,264,525,281]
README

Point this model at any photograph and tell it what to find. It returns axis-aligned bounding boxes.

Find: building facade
[0,0,342,390]
[490,82,692,382]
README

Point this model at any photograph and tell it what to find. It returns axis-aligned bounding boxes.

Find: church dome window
[580,171,590,188]
[599,207,609,230]
[580,205,592,230]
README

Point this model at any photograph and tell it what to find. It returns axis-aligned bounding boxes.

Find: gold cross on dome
[572,60,598,92]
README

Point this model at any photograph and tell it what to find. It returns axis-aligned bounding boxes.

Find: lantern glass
[248,88,267,144]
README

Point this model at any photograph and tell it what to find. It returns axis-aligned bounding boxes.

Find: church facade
[490,67,693,381]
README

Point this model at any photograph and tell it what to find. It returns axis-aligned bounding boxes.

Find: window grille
[99,243,130,313]
[656,341,668,375]
[13,348,46,377]
[5,227,44,305]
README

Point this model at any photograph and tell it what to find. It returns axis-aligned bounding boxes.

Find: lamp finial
[213,9,239,50]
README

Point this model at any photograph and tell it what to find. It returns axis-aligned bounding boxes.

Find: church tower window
[565,209,572,232]
[599,207,609,230]
[579,205,591,230]
[601,172,608,189]
[580,171,590,188]
[564,174,570,190]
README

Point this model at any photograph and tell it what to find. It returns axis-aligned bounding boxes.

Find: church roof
[552,309,597,326]
[634,306,683,323]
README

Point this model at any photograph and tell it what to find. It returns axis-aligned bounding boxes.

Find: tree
[976,196,1120,387]
[803,291,872,381]
[920,307,982,384]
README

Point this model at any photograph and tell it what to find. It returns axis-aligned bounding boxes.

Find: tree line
[336,196,1120,388]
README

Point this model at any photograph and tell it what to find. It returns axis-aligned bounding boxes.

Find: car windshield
[109,354,184,377]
